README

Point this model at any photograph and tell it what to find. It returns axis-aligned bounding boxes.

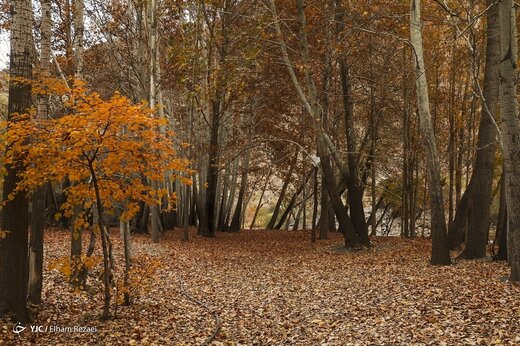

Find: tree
[457,0,499,259]
[4,80,190,318]
[70,0,85,288]
[410,0,451,265]
[270,0,362,248]
[498,0,520,281]
[28,0,52,305]
[0,0,33,323]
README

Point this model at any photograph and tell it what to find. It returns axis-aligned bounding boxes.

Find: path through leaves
[1,229,519,345]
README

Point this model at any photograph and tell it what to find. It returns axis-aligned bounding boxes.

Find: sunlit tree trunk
[410,0,451,265]
[28,0,52,305]
[149,0,162,243]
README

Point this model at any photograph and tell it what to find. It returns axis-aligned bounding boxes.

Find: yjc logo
[12,322,26,337]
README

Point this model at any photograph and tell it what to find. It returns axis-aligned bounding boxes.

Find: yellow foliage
[2,77,192,226]
[48,255,102,280]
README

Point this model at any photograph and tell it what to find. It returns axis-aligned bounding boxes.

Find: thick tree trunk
[200,114,219,236]
[498,0,520,281]
[459,0,499,259]
[410,0,451,265]
[335,0,369,246]
[318,181,331,239]
[318,138,361,247]
[0,0,33,323]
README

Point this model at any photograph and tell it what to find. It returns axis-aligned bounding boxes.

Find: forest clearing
[1,229,519,345]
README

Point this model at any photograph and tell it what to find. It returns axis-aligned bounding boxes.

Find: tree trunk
[120,217,131,305]
[335,0,369,246]
[311,167,318,242]
[28,0,52,305]
[0,0,33,323]
[318,181,331,239]
[200,113,220,236]
[498,0,520,281]
[148,0,162,243]
[229,151,250,232]
[410,0,451,265]
[459,0,499,259]
[70,0,85,288]
[89,163,111,320]
[495,170,508,261]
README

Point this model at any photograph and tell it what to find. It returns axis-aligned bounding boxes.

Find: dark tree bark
[494,171,508,261]
[335,0,369,246]
[318,182,331,240]
[311,167,319,242]
[459,0,500,260]
[28,186,47,305]
[0,0,33,323]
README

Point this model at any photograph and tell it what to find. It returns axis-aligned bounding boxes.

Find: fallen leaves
[1,229,519,345]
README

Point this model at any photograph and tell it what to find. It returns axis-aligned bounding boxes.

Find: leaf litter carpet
[1,229,519,345]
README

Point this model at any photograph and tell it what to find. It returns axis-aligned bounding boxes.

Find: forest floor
[1,229,519,345]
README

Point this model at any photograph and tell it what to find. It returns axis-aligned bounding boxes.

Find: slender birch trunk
[28,0,52,305]
[410,0,451,265]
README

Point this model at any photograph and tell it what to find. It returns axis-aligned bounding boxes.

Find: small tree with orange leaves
[3,79,190,320]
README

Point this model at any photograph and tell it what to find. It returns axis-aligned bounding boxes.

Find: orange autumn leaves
[2,78,191,225]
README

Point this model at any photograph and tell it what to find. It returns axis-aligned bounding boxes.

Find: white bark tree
[28,0,52,305]
[410,0,451,265]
